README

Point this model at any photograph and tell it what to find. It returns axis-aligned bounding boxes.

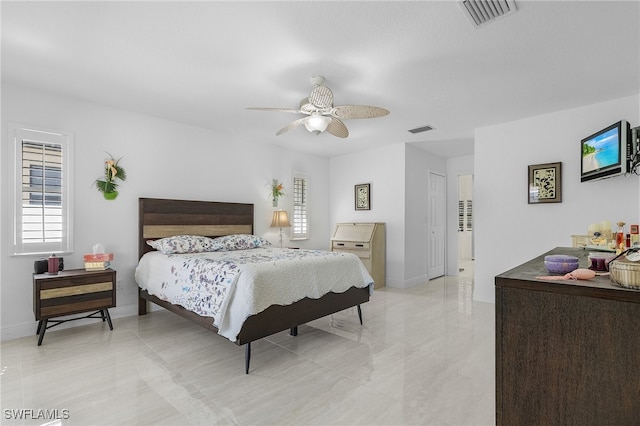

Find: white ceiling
[2,1,639,158]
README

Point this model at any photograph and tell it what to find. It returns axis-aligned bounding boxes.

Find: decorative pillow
[147,235,224,254]
[214,234,272,251]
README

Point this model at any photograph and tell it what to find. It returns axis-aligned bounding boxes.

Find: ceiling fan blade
[325,117,349,138]
[246,107,302,114]
[276,117,307,136]
[308,85,334,109]
[331,105,390,119]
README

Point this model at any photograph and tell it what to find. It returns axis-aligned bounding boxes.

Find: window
[11,124,73,255]
[458,199,473,232]
[291,172,308,240]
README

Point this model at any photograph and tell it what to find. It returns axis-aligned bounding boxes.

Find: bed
[136,197,372,373]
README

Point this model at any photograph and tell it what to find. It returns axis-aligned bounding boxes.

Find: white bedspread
[134,247,374,342]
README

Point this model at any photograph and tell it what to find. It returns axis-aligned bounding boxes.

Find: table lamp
[270,210,291,248]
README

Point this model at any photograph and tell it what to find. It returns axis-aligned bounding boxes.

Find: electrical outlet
[116,280,124,290]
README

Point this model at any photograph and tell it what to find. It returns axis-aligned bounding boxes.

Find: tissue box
[83,253,114,262]
[84,252,113,271]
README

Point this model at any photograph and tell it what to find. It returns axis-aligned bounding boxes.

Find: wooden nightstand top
[33,267,115,280]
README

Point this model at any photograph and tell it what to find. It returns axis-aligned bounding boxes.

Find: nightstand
[33,268,116,345]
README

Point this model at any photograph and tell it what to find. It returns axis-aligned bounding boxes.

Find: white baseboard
[384,274,428,289]
[404,274,429,288]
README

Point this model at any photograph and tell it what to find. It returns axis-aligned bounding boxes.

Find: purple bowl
[544,255,579,274]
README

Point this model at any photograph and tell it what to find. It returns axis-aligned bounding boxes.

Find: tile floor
[1,261,495,425]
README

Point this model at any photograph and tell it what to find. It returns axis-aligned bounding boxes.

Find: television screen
[581,120,629,182]
[581,125,621,174]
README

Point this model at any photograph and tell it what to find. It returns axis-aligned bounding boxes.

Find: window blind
[11,123,73,255]
[21,141,64,244]
[292,174,308,239]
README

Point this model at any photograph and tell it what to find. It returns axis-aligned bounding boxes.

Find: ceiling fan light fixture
[248,75,388,138]
[304,114,332,134]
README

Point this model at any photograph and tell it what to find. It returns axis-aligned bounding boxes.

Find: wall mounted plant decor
[270,179,285,207]
[95,153,126,200]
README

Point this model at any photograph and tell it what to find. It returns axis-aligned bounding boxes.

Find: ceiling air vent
[460,0,517,28]
[408,125,435,134]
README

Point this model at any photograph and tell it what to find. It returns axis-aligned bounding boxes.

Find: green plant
[95,154,126,199]
[271,180,285,199]
[270,179,285,207]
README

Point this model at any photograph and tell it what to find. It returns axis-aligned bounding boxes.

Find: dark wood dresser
[495,247,640,425]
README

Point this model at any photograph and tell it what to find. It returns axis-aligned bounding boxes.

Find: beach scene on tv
[582,127,620,173]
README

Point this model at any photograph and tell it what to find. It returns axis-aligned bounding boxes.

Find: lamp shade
[270,210,291,228]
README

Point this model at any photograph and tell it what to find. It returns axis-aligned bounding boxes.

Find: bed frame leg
[245,343,251,374]
[357,305,363,325]
[290,326,298,336]
[138,289,148,315]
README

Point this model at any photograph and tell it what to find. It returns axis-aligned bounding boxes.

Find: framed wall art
[355,183,371,210]
[528,162,562,204]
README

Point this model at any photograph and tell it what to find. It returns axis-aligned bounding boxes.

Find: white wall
[446,155,474,276]
[474,95,640,303]
[329,143,407,287]
[1,83,331,340]
[405,145,446,285]
[329,143,447,288]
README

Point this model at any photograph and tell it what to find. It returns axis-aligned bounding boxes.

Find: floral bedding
[134,247,374,342]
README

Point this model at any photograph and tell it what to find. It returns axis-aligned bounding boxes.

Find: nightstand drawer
[40,281,112,299]
[38,272,113,289]
[40,294,113,317]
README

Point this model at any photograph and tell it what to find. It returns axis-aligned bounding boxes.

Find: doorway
[428,171,446,279]
[458,174,474,277]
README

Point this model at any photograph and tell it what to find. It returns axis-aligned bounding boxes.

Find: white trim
[9,123,74,255]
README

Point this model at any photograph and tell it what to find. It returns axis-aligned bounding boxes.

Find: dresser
[331,222,385,288]
[33,268,116,345]
[495,247,640,425]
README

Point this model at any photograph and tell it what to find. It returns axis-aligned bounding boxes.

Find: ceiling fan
[247,76,389,138]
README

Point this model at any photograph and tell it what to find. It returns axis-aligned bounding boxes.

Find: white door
[428,171,446,279]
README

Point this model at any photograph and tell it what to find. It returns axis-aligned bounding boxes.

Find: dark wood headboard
[138,198,254,259]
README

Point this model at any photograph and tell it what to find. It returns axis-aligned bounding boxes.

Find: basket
[609,257,640,289]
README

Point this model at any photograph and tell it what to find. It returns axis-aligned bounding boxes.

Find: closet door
[428,171,445,279]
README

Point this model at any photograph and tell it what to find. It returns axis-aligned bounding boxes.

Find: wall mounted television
[580,120,631,182]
